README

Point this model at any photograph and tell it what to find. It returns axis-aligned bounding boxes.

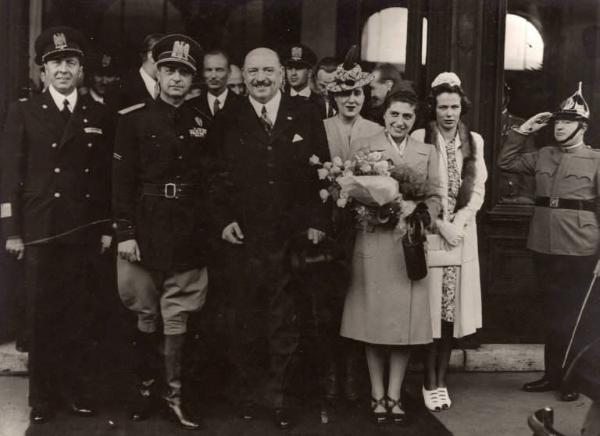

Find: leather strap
[535,196,595,212]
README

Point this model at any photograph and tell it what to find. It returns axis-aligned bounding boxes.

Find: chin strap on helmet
[556,119,585,145]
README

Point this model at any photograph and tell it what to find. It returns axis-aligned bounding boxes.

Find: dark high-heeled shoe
[370,397,387,425]
[386,397,408,425]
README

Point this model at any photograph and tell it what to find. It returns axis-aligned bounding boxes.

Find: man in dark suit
[208,47,330,430]
[113,34,210,430]
[107,33,163,111]
[195,50,240,119]
[1,26,113,424]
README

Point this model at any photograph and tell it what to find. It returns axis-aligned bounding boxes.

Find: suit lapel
[239,98,270,144]
[403,137,428,166]
[367,132,404,165]
[33,92,65,140]
[270,96,295,143]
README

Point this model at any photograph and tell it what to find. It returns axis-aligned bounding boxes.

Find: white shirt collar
[139,66,157,98]
[290,86,311,98]
[89,89,104,104]
[386,131,408,156]
[48,85,77,112]
[249,90,282,124]
[561,141,584,152]
[207,88,229,115]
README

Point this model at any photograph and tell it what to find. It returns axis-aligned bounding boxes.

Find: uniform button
[179,135,184,140]
[54,167,61,173]
[51,142,57,148]
[54,192,61,198]
[85,193,91,199]
[87,143,93,148]
[84,168,90,173]
[268,180,275,185]
[83,118,88,123]
[267,146,273,151]
[178,155,183,160]
[176,175,181,180]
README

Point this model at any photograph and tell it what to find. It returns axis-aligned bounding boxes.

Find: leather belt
[535,196,596,212]
[142,183,199,199]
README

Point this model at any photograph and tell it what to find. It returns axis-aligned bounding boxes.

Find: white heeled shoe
[422,386,441,412]
[437,387,452,409]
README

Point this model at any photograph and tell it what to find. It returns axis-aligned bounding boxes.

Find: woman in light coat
[341,90,442,424]
[411,72,487,411]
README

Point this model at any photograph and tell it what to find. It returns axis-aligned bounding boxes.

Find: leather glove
[516,112,553,135]
[406,202,431,229]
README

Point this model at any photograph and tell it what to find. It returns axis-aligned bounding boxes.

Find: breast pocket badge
[189,127,207,138]
[84,127,103,134]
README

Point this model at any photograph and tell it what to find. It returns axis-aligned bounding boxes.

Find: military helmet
[554,82,590,122]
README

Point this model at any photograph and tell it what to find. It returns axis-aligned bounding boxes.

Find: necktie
[61,99,71,122]
[326,101,333,118]
[260,105,273,134]
[213,98,221,116]
[153,81,160,99]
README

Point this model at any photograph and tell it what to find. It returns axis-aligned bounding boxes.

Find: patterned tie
[260,105,273,134]
[213,98,221,116]
[61,99,71,122]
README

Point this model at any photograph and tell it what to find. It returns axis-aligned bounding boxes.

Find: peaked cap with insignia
[553,82,590,122]
[282,43,317,68]
[152,34,203,73]
[326,45,375,93]
[35,26,86,65]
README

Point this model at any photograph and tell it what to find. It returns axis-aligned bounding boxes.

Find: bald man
[208,47,330,429]
[227,64,245,96]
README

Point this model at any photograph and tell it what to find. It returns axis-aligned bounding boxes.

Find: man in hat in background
[313,56,338,119]
[113,33,210,430]
[107,33,164,111]
[498,83,600,402]
[1,25,113,423]
[208,46,329,430]
[87,52,120,105]
[282,44,331,119]
[227,64,246,96]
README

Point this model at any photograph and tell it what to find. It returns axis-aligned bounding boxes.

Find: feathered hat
[326,45,375,93]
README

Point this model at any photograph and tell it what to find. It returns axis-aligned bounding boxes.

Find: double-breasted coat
[1,91,113,244]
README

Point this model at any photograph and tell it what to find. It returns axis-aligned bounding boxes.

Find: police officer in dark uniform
[1,26,113,423]
[498,83,600,402]
[113,34,210,430]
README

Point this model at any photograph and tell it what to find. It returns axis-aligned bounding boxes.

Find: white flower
[344,160,352,169]
[343,169,353,177]
[373,160,389,174]
[332,156,343,167]
[324,162,332,169]
[331,165,341,174]
[360,164,372,173]
[368,151,382,161]
[319,189,330,202]
[309,154,321,165]
[336,197,348,208]
[317,168,329,180]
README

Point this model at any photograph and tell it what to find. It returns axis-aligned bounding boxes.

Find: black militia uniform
[0,91,113,409]
[208,94,330,409]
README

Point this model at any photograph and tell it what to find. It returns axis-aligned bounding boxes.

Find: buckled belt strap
[535,196,596,212]
[142,183,199,199]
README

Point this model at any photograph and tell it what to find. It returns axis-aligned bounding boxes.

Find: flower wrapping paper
[337,175,400,206]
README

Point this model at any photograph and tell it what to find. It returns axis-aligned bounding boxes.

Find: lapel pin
[287,116,293,120]
[42,104,48,109]
[83,118,88,123]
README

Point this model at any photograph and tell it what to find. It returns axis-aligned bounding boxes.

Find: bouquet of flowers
[309,151,429,234]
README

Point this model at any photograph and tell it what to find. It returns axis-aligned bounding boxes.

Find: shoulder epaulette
[118,102,145,115]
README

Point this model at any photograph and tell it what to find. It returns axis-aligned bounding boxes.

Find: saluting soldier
[113,34,210,430]
[498,83,600,402]
[0,26,113,424]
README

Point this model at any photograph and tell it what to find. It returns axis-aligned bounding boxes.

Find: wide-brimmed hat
[553,82,590,122]
[152,34,203,73]
[326,45,375,93]
[35,26,86,65]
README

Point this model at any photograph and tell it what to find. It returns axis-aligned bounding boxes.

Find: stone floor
[0,372,592,436]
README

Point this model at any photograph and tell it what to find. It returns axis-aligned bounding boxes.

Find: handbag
[402,222,428,280]
[426,233,463,267]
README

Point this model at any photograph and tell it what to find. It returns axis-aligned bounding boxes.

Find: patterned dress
[442,138,460,322]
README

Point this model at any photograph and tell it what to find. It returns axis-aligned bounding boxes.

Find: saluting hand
[118,239,141,263]
[5,237,24,260]
[222,222,244,245]
[518,112,553,135]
